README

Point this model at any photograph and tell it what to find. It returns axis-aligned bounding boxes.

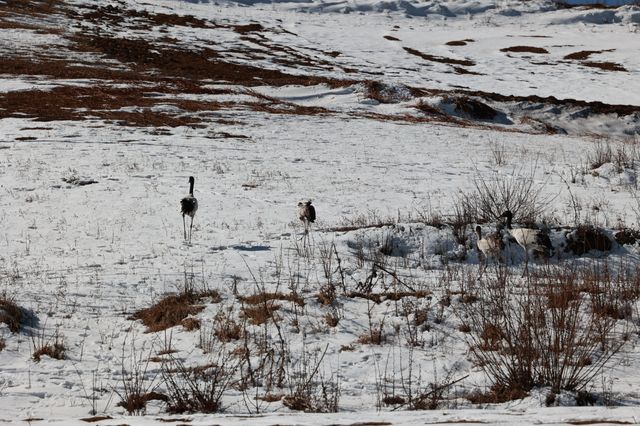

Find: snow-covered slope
[1,0,640,424]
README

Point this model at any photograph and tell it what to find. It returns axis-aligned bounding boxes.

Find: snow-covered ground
[1,0,640,424]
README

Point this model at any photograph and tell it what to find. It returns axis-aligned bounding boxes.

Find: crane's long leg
[189,216,194,243]
[183,215,187,241]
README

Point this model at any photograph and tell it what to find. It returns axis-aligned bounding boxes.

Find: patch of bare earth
[500,46,549,54]
[446,39,475,46]
[403,46,475,66]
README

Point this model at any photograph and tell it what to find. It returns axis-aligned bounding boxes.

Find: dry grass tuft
[0,297,25,333]
[446,39,474,46]
[240,302,281,326]
[129,290,220,333]
[33,341,66,362]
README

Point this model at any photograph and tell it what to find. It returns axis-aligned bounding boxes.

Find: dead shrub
[458,163,551,223]
[32,327,66,362]
[116,342,163,415]
[614,228,640,246]
[181,318,200,331]
[403,47,475,66]
[284,345,339,413]
[582,61,627,72]
[458,264,627,397]
[0,296,26,333]
[162,351,241,414]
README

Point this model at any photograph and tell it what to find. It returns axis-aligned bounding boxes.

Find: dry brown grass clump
[238,292,305,307]
[129,290,221,333]
[32,341,66,362]
[500,45,549,54]
[565,225,612,255]
[384,35,400,41]
[403,46,476,66]
[0,297,25,333]
[240,302,281,326]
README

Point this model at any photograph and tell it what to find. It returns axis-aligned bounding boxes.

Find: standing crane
[181,176,198,243]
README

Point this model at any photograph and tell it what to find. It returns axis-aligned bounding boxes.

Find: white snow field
[1,0,640,424]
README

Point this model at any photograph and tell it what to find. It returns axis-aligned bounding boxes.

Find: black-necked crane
[181,176,198,243]
[297,200,316,235]
[475,225,505,269]
[500,210,552,274]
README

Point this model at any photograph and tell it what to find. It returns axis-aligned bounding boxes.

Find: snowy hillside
[1,0,640,424]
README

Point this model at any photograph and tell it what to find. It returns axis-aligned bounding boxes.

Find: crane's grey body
[500,210,552,273]
[475,225,505,264]
[181,176,198,243]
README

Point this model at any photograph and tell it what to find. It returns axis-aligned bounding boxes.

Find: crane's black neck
[189,178,195,195]
[504,213,513,230]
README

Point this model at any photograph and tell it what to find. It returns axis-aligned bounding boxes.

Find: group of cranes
[180,177,315,244]
[475,210,553,273]
[181,177,552,273]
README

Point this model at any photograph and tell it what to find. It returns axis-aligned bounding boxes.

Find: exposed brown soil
[500,45,549,54]
[563,49,615,60]
[582,61,627,72]
[446,39,475,46]
[403,47,476,66]
[384,35,400,41]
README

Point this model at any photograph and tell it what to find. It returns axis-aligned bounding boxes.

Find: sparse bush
[283,344,339,413]
[115,340,163,415]
[162,350,241,413]
[458,163,551,223]
[459,263,628,398]
[32,326,66,362]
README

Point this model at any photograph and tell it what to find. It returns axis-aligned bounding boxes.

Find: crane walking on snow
[181,176,198,243]
[297,200,316,247]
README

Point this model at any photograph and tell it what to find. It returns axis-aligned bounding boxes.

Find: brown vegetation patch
[500,46,549,54]
[256,393,284,402]
[453,66,483,75]
[0,297,25,333]
[117,391,169,413]
[384,35,400,41]
[446,39,474,46]
[345,290,430,304]
[80,416,113,423]
[70,34,352,88]
[403,47,475,66]
[614,228,640,246]
[129,290,221,333]
[238,292,305,307]
[233,23,264,34]
[563,49,615,60]
[447,96,498,120]
[33,342,66,362]
[582,61,627,72]
[466,385,529,404]
[565,226,612,255]
[81,4,212,29]
[181,318,201,331]
[240,302,281,325]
